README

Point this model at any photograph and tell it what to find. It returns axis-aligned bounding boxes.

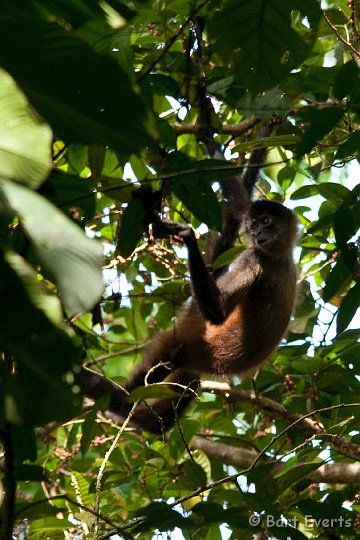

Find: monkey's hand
[153,219,195,244]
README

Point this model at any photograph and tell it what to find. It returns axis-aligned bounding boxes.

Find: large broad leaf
[40,170,96,222]
[333,60,359,99]
[336,132,360,160]
[133,502,187,533]
[207,0,321,92]
[337,282,360,334]
[0,69,52,188]
[0,251,82,425]
[0,178,103,313]
[117,186,162,258]
[295,107,344,156]
[117,197,146,258]
[322,249,357,304]
[172,176,222,231]
[0,17,154,154]
[164,152,222,230]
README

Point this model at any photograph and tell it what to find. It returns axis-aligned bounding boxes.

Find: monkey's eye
[261,215,271,225]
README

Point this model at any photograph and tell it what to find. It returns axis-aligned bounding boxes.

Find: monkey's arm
[202,122,276,273]
[154,219,226,325]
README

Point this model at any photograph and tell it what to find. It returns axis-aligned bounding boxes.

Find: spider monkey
[82,123,298,433]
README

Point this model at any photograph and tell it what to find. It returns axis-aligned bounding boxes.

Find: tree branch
[200,380,322,433]
[172,116,260,136]
[191,437,360,484]
[319,2,360,66]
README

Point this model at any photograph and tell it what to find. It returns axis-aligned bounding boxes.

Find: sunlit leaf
[0,178,103,313]
[337,282,360,334]
[0,68,52,188]
[0,251,82,425]
[0,18,154,154]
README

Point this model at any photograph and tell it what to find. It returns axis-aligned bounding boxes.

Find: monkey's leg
[124,330,180,391]
[82,331,182,421]
[82,334,199,433]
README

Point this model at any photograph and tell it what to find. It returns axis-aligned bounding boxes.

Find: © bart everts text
[248,514,352,529]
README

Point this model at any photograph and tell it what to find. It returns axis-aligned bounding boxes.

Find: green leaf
[291,184,319,199]
[80,407,98,456]
[335,132,360,160]
[134,502,187,532]
[10,425,38,463]
[0,18,154,154]
[182,460,207,489]
[128,384,182,401]
[117,198,146,258]
[171,176,222,230]
[275,462,322,492]
[212,246,243,270]
[163,152,222,230]
[0,0,109,25]
[0,251,82,425]
[208,0,320,92]
[0,68,52,188]
[235,88,292,119]
[291,182,351,204]
[169,419,199,460]
[277,166,296,191]
[318,183,351,204]
[337,282,360,334]
[296,107,344,156]
[117,185,162,257]
[334,206,356,246]
[15,464,45,482]
[322,250,357,303]
[0,178,103,313]
[333,60,359,99]
[29,518,74,534]
[69,471,92,510]
[40,170,96,222]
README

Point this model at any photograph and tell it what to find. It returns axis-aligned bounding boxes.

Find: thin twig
[320,2,360,62]
[116,402,360,533]
[92,401,140,539]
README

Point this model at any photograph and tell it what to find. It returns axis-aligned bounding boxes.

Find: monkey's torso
[148,247,297,377]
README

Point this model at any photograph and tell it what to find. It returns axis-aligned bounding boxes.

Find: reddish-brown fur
[83,200,298,433]
[120,201,298,431]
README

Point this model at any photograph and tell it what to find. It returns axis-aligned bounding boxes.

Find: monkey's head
[244,200,298,255]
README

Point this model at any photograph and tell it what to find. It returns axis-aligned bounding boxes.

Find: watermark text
[249,514,352,529]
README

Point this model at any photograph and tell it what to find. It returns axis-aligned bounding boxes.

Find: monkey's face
[247,212,276,250]
[244,200,297,255]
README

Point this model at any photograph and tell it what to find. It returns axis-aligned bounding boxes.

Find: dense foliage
[0,1,359,539]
